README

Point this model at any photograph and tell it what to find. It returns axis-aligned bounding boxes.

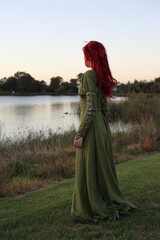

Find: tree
[59,82,70,94]
[3,77,17,91]
[33,80,47,92]
[154,77,160,84]
[77,73,83,84]
[14,71,37,92]
[0,77,7,91]
[70,79,77,85]
[69,79,78,93]
[48,76,63,92]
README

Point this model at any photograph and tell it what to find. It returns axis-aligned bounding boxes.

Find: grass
[108,92,160,128]
[0,153,160,240]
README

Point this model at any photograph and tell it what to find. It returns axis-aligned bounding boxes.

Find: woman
[71,41,137,224]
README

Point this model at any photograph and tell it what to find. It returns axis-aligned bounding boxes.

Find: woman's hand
[74,137,83,148]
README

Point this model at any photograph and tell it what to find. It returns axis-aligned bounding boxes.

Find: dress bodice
[78,70,108,119]
[74,70,109,140]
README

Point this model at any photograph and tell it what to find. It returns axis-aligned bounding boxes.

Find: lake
[0,95,128,141]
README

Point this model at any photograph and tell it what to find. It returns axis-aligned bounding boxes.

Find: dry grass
[0,131,76,197]
[111,114,160,166]
[2,178,44,197]
[0,93,160,197]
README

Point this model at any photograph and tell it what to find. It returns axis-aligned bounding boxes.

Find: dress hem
[71,204,138,224]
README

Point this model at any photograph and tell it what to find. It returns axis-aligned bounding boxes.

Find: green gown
[71,69,137,223]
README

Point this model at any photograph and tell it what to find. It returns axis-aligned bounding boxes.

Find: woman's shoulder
[82,69,98,93]
[84,69,97,77]
[83,70,98,85]
[83,69,98,83]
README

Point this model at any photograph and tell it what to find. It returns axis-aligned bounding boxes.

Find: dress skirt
[71,110,137,223]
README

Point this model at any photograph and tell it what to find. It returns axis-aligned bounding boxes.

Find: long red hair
[83,41,117,101]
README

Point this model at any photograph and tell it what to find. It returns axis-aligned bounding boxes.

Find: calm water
[0,95,128,141]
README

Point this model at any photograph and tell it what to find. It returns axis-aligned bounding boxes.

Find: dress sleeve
[101,95,109,121]
[74,71,98,140]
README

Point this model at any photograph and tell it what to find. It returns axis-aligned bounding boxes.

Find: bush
[8,161,41,179]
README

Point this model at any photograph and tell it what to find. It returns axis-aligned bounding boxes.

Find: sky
[0,0,160,84]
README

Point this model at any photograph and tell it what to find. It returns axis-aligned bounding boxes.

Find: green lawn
[0,153,160,240]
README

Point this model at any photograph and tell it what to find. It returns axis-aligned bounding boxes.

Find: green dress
[71,69,137,223]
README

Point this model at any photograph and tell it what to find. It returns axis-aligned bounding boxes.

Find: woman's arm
[74,70,98,140]
[101,95,109,121]
[74,91,97,139]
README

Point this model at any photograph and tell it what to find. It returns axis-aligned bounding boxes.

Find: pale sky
[0,0,160,84]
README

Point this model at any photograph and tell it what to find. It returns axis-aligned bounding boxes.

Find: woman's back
[78,70,109,122]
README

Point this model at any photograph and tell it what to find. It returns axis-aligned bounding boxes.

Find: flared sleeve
[74,70,98,140]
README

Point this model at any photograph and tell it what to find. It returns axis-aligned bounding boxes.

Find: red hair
[83,41,118,101]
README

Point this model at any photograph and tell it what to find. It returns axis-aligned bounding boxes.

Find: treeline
[0,72,83,95]
[116,77,160,94]
[1,71,160,95]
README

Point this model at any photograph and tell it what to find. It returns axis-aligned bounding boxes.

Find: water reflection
[0,96,80,140]
[0,95,127,141]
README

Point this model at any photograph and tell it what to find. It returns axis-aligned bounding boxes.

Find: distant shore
[0,91,78,96]
[0,91,159,97]
[0,91,141,97]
